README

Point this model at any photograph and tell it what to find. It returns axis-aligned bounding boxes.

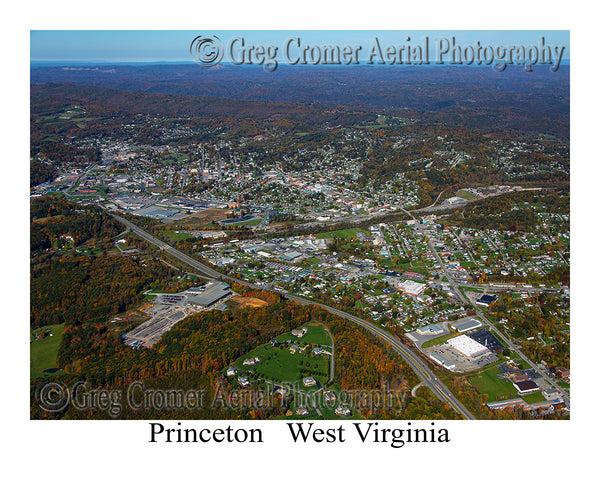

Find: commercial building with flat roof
[132,205,179,218]
[417,324,445,335]
[447,335,489,358]
[398,279,427,296]
[467,329,504,352]
[476,294,498,307]
[514,380,540,395]
[279,251,303,262]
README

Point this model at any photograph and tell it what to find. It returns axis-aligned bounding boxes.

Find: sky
[30,30,570,64]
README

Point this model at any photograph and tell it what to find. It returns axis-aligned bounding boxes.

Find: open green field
[233,342,330,386]
[162,230,193,241]
[468,367,517,402]
[230,325,332,387]
[316,228,367,240]
[468,366,546,405]
[406,265,428,276]
[521,391,546,404]
[301,257,324,267]
[30,324,64,379]
[275,324,332,346]
[456,189,478,201]
[234,218,262,227]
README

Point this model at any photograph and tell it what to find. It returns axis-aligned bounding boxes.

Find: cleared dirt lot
[173,208,232,227]
[227,296,269,309]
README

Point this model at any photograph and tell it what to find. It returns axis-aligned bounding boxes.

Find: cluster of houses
[222,333,351,417]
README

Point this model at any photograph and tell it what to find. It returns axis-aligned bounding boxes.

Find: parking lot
[426,344,498,373]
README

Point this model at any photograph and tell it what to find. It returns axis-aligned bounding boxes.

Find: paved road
[323,326,335,384]
[111,213,475,419]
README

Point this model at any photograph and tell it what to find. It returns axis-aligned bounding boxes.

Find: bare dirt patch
[227,296,268,309]
[112,300,152,323]
[174,208,232,227]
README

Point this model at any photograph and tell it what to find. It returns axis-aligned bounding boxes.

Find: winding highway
[111,213,475,419]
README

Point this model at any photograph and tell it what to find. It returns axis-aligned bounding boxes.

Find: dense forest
[31,139,101,164]
[31,83,377,132]
[31,255,176,327]
[30,159,57,187]
[31,196,123,252]
[30,196,179,328]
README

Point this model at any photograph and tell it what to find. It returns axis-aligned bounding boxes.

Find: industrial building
[132,205,179,218]
[122,281,232,348]
[487,396,563,412]
[513,380,540,395]
[467,329,504,353]
[429,352,456,370]
[279,251,304,262]
[185,281,232,307]
[486,398,528,410]
[451,317,482,333]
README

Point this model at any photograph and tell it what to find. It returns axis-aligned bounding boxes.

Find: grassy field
[30,324,64,379]
[468,367,517,402]
[456,189,478,200]
[233,343,330,385]
[468,366,548,404]
[316,228,367,240]
[521,391,546,404]
[162,230,194,241]
[301,257,324,267]
[226,324,378,418]
[231,324,332,387]
[275,324,332,346]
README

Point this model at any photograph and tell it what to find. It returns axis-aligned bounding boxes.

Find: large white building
[398,279,427,296]
[447,335,489,358]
